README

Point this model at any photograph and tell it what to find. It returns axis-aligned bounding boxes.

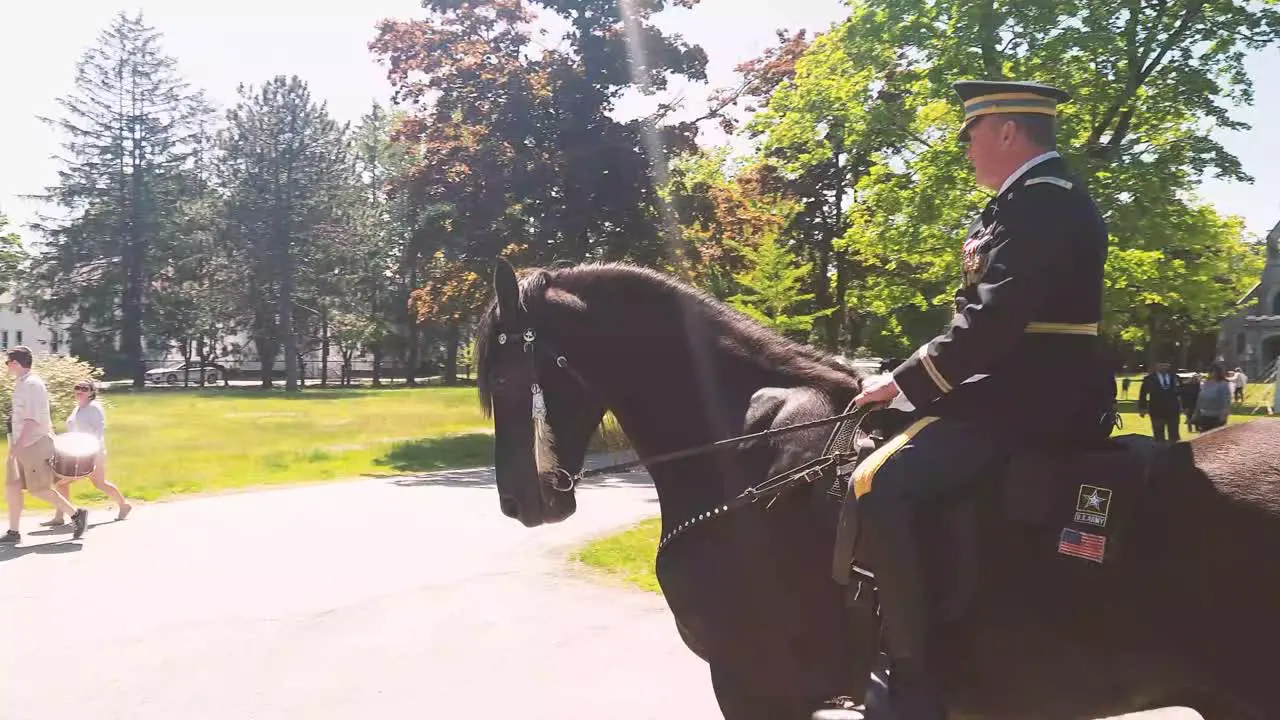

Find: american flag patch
[1058,527,1106,563]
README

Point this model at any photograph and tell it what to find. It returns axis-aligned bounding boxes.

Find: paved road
[0,469,721,720]
[0,468,1200,720]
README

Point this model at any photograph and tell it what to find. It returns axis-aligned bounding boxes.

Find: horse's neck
[598,355,775,529]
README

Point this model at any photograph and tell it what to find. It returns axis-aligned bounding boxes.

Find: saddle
[824,413,1169,599]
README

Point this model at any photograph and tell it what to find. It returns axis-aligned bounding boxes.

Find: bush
[0,353,106,435]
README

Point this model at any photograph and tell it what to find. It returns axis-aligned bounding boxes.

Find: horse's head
[476,259,607,527]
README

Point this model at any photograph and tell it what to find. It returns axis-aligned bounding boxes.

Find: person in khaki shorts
[3,346,87,543]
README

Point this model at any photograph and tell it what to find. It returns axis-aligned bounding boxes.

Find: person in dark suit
[1137,361,1182,442]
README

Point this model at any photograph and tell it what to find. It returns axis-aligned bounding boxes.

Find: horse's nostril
[499,495,520,519]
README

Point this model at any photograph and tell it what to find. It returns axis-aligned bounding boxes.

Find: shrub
[0,353,106,436]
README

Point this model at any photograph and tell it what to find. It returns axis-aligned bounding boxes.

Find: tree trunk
[121,219,146,388]
[1145,310,1161,367]
[254,334,278,388]
[320,311,329,386]
[444,321,460,385]
[279,246,299,393]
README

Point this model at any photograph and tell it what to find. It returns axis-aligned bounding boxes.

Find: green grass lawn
[575,376,1278,595]
[570,518,664,593]
[7,385,495,512]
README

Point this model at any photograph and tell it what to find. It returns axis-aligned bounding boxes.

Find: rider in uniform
[840,80,1117,719]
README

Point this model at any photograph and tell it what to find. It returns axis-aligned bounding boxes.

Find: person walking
[1178,371,1201,434]
[43,379,131,526]
[1232,367,1247,404]
[2,346,88,543]
[1137,361,1182,442]
[1192,364,1232,432]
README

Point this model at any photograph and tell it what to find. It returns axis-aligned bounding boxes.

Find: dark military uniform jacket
[891,155,1115,446]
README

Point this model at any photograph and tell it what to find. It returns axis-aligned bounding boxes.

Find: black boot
[858,498,947,720]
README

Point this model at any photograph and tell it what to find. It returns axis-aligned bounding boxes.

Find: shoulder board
[1024,176,1073,190]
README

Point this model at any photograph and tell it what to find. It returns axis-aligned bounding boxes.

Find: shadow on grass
[372,433,496,475]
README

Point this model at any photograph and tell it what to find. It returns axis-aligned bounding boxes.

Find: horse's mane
[475,262,865,413]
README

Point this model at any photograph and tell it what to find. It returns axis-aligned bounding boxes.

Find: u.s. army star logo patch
[1074,484,1112,528]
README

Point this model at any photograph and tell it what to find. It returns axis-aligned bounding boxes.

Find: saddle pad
[1004,447,1151,565]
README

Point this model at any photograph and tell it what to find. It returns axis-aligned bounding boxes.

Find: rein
[576,405,878,481]
[501,324,883,551]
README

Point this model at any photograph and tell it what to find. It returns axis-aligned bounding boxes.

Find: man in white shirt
[3,346,87,543]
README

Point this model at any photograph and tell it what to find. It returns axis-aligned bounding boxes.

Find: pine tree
[0,213,27,292]
[727,233,833,341]
[27,11,205,385]
[217,75,351,392]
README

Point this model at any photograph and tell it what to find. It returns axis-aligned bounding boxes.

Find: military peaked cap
[953,80,1071,141]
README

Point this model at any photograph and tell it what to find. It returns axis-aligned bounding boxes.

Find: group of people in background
[1125,361,1252,442]
[3,345,130,545]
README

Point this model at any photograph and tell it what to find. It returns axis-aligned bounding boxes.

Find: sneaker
[116,503,132,521]
[70,509,88,540]
[0,530,19,544]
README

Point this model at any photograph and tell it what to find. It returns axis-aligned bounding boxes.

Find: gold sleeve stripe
[917,346,953,394]
[1024,321,1098,335]
[853,416,941,498]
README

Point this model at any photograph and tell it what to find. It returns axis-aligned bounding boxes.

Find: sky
[1,0,1276,250]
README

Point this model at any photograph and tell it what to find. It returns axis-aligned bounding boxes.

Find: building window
[15,330,23,346]
[1,331,8,349]
[1272,291,1280,316]
[1237,333,1247,355]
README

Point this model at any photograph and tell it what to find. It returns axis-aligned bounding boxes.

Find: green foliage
[0,354,105,434]
[27,11,207,386]
[752,0,1277,357]
[0,213,27,289]
[727,233,833,339]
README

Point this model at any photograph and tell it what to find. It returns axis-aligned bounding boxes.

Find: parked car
[145,362,226,385]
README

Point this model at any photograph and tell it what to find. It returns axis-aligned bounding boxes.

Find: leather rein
[501,325,882,552]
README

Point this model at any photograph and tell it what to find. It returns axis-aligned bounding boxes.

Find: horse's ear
[493,258,520,321]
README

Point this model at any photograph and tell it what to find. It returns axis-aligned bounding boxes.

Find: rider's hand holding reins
[855,374,902,407]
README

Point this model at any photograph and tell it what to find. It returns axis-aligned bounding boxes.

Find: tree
[149,102,243,385]
[762,0,1277,356]
[745,24,915,351]
[727,232,833,340]
[217,75,351,392]
[0,213,28,291]
[27,11,205,385]
[370,0,712,291]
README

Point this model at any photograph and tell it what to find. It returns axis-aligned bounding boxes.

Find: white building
[0,292,68,355]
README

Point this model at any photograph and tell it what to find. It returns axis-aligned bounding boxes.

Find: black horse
[476,259,1280,720]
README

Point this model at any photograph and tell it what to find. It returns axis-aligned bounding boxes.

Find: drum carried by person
[41,380,133,527]
[51,431,101,479]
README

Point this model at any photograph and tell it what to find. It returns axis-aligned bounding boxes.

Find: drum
[50,432,101,479]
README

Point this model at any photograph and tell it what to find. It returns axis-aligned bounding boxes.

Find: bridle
[492,321,884,551]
